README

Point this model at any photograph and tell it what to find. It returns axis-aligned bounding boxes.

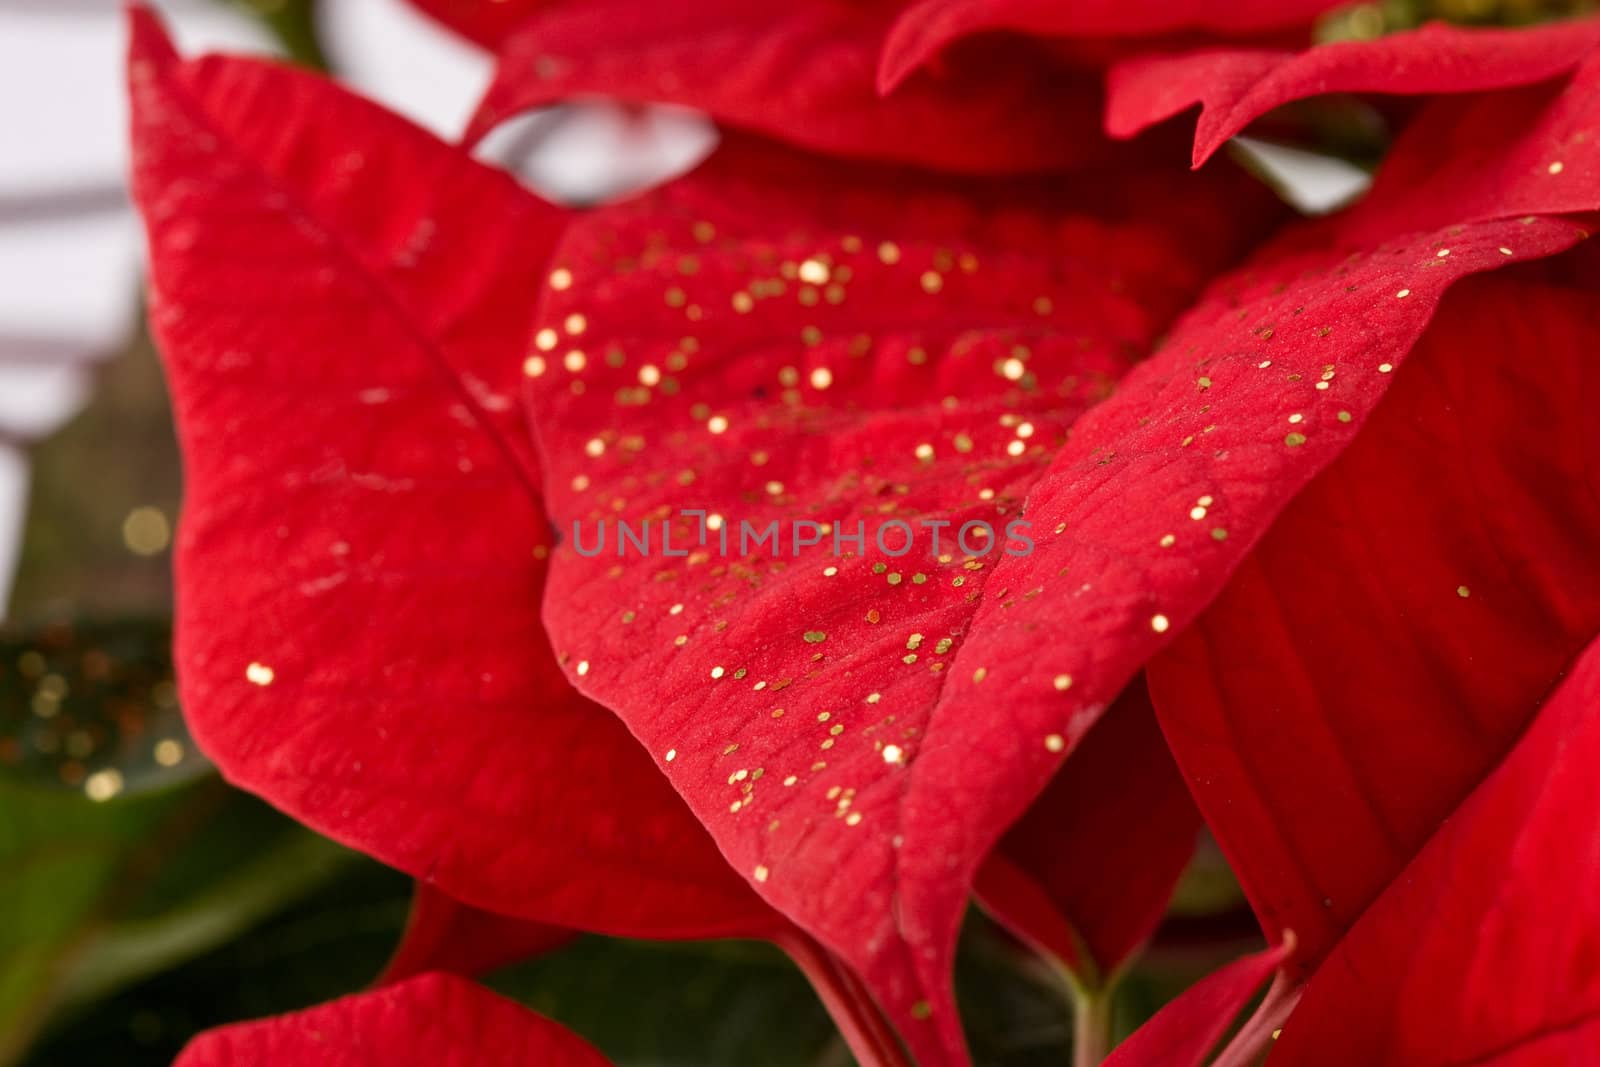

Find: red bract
[523,135,1277,1063]
[1105,17,1600,164]
[460,0,1115,175]
[1272,635,1600,1064]
[878,0,1339,92]
[974,676,1199,990]
[1147,271,1600,974]
[126,0,1600,1061]
[127,10,773,941]
[529,30,1600,1061]
[380,884,574,984]
[1103,942,1291,1067]
[173,973,611,1066]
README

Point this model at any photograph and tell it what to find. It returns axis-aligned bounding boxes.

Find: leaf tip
[126,2,178,69]
[875,46,917,97]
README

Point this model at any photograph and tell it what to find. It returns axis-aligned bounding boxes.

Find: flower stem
[1072,988,1113,1067]
[775,927,911,1067]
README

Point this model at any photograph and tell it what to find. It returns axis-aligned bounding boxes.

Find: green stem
[1072,989,1113,1067]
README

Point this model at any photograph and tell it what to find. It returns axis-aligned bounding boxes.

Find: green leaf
[488,937,844,1067]
[0,621,357,1065]
[20,860,411,1067]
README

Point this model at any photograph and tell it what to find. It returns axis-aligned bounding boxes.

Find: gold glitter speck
[85,769,124,802]
[1457,585,1471,598]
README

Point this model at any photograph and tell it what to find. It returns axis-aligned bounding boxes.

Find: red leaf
[1274,634,1600,1063]
[1105,18,1600,164]
[174,972,611,1067]
[1146,269,1600,974]
[380,883,574,984]
[460,0,1117,175]
[526,55,1600,1061]
[879,0,1339,93]
[403,0,543,48]
[1103,941,1291,1067]
[127,7,774,941]
[523,135,1281,1063]
[975,675,1199,988]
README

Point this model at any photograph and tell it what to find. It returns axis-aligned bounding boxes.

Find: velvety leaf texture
[124,5,1600,1065]
[462,0,1117,175]
[127,10,773,942]
[878,0,1339,91]
[974,675,1198,988]
[174,973,612,1067]
[523,134,1280,1063]
[1274,634,1600,1065]
[1105,17,1600,163]
[1135,46,1600,980]
[528,34,1600,1058]
[1146,270,1600,972]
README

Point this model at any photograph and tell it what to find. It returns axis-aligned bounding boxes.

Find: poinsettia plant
[126,0,1600,1064]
